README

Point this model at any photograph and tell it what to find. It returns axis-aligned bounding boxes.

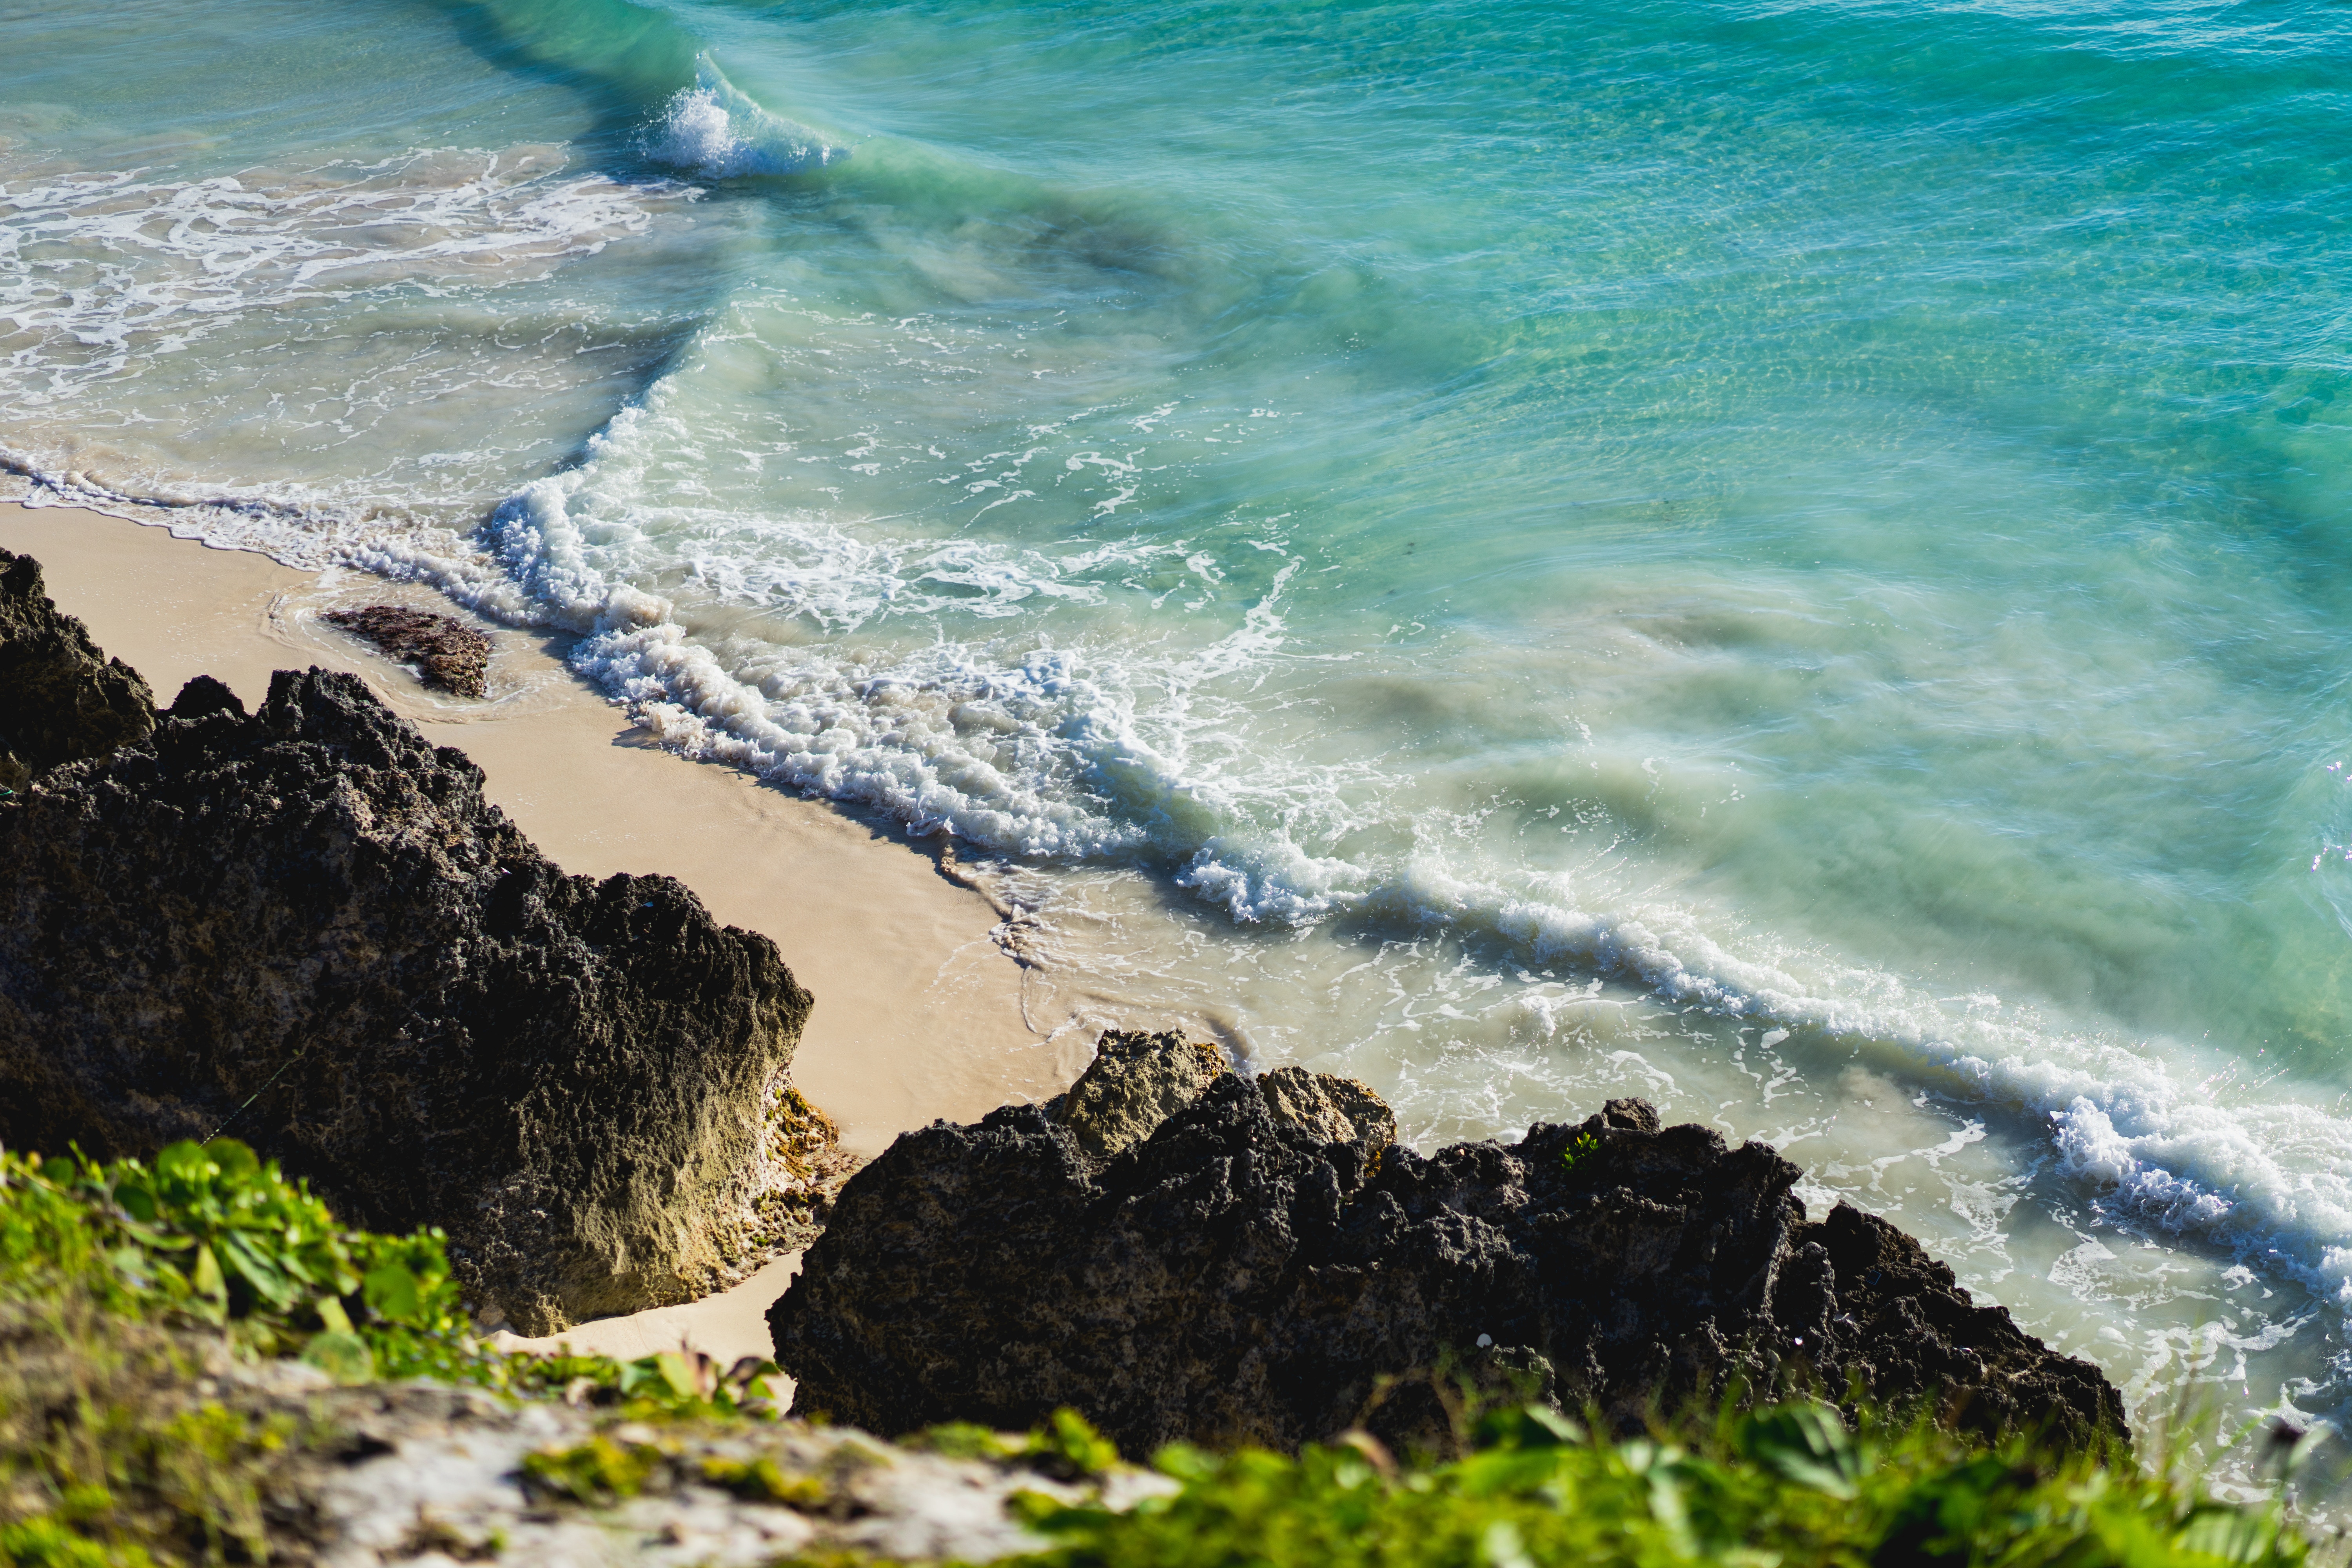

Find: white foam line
[571,401,2352,1348]
[1,148,681,403]
[17,349,2349,1397]
[469,387,2352,1374]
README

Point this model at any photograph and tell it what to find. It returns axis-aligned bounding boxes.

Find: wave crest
[644,56,848,179]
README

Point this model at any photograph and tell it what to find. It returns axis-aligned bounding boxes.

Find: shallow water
[7,0,2352,1486]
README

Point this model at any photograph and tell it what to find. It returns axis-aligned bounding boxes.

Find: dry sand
[486,1256,806,1367]
[2,499,1101,1359]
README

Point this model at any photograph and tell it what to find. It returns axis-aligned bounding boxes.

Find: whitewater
[7,0,2352,1489]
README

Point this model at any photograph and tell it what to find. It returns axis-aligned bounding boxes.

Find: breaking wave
[642,56,848,179]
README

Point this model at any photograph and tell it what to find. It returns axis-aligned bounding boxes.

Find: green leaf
[190,1242,225,1303]
[215,1228,298,1310]
[203,1139,260,1181]
[1026,1408,1119,1477]
[113,1220,192,1251]
[1741,1403,1869,1499]
[301,1329,376,1385]
[654,1351,701,1401]
[362,1263,422,1325]
[1479,1519,1537,1568]
[2178,1508,2279,1564]
[155,1142,213,1185]
[1476,1403,1584,1451]
[315,1296,354,1336]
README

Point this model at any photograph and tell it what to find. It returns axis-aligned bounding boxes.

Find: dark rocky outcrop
[322,605,492,698]
[0,666,816,1334]
[0,548,154,791]
[772,1044,2124,1456]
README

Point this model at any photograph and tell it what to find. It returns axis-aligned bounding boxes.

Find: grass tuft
[1005,1400,2320,1567]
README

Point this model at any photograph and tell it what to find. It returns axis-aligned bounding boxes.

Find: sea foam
[13,0,2352,1468]
[423,374,2352,1408]
[0,148,672,406]
[19,330,2352,1412]
[643,56,848,180]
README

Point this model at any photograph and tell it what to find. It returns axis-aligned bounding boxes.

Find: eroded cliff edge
[0,548,152,791]
[774,1035,2126,1456]
[0,545,2125,1460]
[0,550,829,1334]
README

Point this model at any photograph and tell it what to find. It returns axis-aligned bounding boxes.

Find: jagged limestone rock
[772,1083,2124,1457]
[1257,1063,1395,1150]
[0,547,154,781]
[0,666,816,1334]
[1043,1031,1391,1166]
[1047,1030,1229,1162]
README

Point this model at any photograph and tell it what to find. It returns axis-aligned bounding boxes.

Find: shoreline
[0,499,1093,1354]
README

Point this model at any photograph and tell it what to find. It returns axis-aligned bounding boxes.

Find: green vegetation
[0,1141,786,1411]
[0,1141,783,1564]
[0,1138,2337,1566]
[1004,1404,2325,1568]
[0,1138,460,1374]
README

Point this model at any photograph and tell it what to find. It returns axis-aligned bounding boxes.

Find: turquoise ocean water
[6,0,2351,1475]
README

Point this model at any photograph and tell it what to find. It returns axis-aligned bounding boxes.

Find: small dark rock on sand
[323,604,492,697]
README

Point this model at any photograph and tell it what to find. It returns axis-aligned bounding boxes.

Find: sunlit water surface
[7,0,2352,1494]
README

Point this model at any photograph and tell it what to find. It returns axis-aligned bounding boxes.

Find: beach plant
[1000,1400,2319,1568]
[0,1139,462,1370]
[0,1141,786,1412]
[0,1139,790,1563]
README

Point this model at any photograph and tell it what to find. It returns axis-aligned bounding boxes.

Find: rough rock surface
[286,1380,1167,1568]
[0,666,815,1334]
[1045,1029,1231,1161]
[773,1045,2124,1455]
[16,1327,1162,1568]
[0,547,154,789]
[323,604,492,698]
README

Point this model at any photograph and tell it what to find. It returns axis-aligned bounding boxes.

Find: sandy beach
[0,497,1095,1360]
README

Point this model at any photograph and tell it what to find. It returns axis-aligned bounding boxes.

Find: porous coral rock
[13,1324,1146,1568]
[0,547,154,785]
[0,665,817,1333]
[288,1385,1143,1568]
[772,1067,2124,1457]
[321,604,492,698]
[1045,1029,1230,1161]
[1256,1062,1396,1151]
